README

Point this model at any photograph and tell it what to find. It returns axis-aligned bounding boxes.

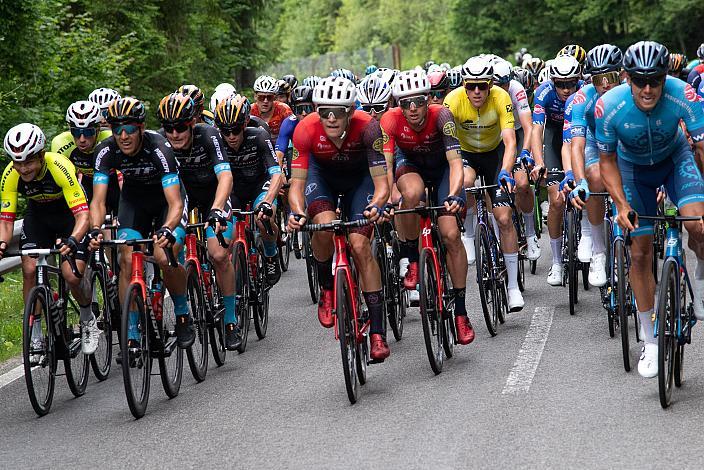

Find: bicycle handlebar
[3,248,82,278]
[300,218,372,232]
[100,238,178,267]
[393,205,449,215]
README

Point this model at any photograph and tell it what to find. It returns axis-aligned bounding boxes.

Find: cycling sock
[550,237,562,266]
[453,288,467,316]
[223,294,237,324]
[128,311,140,341]
[581,218,592,238]
[405,238,419,263]
[464,208,476,238]
[523,211,535,237]
[638,309,655,344]
[172,294,188,316]
[262,239,278,257]
[79,303,94,323]
[696,258,704,279]
[591,222,606,255]
[315,257,334,290]
[399,241,410,260]
[363,290,385,334]
[504,253,519,290]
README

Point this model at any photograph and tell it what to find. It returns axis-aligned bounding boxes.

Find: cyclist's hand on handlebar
[615,206,638,232]
[530,164,544,182]
[0,240,7,260]
[207,208,228,234]
[287,213,306,231]
[364,204,382,223]
[558,170,575,194]
[443,195,465,214]
[154,226,176,249]
[519,149,535,169]
[497,169,515,193]
[656,185,666,205]
[87,227,103,252]
[255,201,274,221]
[57,236,79,257]
[569,179,590,209]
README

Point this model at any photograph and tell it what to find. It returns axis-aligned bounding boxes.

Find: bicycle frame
[332,226,369,343]
[418,210,447,312]
[660,225,695,342]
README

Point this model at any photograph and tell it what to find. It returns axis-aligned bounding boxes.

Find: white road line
[502,306,555,394]
[0,364,24,390]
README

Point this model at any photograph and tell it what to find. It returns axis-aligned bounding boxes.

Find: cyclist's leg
[395,157,425,288]
[544,124,566,280]
[253,180,278,256]
[584,135,608,285]
[462,152,477,261]
[205,199,236,320]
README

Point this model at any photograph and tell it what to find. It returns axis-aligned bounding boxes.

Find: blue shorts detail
[584,129,599,169]
[396,157,465,208]
[205,220,234,240]
[304,161,374,222]
[117,226,186,245]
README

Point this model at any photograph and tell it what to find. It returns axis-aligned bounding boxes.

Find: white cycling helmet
[357,73,392,105]
[253,75,279,94]
[492,59,514,84]
[66,100,101,128]
[549,55,581,80]
[538,67,550,84]
[376,68,398,87]
[427,64,443,74]
[3,123,46,162]
[392,69,430,99]
[521,53,534,68]
[88,87,121,110]
[210,85,236,112]
[461,56,494,81]
[312,77,357,106]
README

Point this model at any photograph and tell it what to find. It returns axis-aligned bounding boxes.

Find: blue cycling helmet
[365,65,378,75]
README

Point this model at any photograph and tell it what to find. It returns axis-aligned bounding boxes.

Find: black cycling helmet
[423,60,435,71]
[292,86,314,104]
[586,44,623,74]
[177,84,205,111]
[698,43,704,61]
[106,97,146,124]
[282,74,298,90]
[157,93,196,123]
[214,94,251,128]
[623,41,669,77]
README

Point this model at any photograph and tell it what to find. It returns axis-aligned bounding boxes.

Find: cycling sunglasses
[463,80,491,91]
[630,74,665,89]
[317,106,351,119]
[111,124,140,135]
[361,103,388,114]
[429,90,447,99]
[218,124,245,136]
[256,94,275,102]
[552,79,579,90]
[591,71,620,85]
[70,127,97,138]
[294,104,315,115]
[163,122,191,134]
[398,95,428,109]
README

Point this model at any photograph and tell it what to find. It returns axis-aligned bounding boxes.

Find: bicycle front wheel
[209,279,227,366]
[90,268,112,381]
[64,294,89,398]
[476,225,498,336]
[185,261,208,382]
[335,270,358,403]
[657,259,678,408]
[303,232,320,304]
[121,283,151,419]
[23,286,56,416]
[419,248,444,375]
[233,243,250,353]
[614,240,631,372]
[566,210,579,314]
[253,238,269,339]
[388,232,405,341]
[159,292,183,399]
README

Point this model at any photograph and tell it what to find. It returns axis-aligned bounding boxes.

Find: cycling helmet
[292,86,314,104]
[461,56,494,81]
[210,84,236,112]
[302,75,322,88]
[623,41,669,77]
[513,66,535,90]
[440,62,452,71]
[558,44,587,65]
[66,100,101,128]
[214,94,251,128]
[447,68,463,88]
[106,97,146,124]
[586,44,623,74]
[423,60,436,71]
[276,79,292,96]
[427,64,443,74]
[157,93,196,123]
[201,110,214,126]
[538,68,550,83]
[88,87,121,110]
[253,75,279,94]
[3,123,45,162]
[282,74,298,90]
[521,53,534,68]
[357,74,392,105]
[669,53,687,75]
[524,57,545,76]
[492,60,513,85]
[549,55,581,79]
[365,65,378,75]
[377,68,398,87]
[698,43,704,61]
[392,69,431,99]
[428,70,449,90]
[330,68,356,82]
[177,84,205,110]
[312,76,357,106]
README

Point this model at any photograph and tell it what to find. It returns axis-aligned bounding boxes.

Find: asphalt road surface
[1,235,704,469]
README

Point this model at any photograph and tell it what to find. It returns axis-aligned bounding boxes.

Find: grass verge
[0,270,24,364]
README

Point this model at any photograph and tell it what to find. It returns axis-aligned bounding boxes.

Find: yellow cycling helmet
[558,44,587,65]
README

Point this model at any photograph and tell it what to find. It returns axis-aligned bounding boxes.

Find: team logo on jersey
[594,99,604,119]
[382,131,390,144]
[534,104,545,115]
[73,191,81,198]
[505,104,514,114]
[292,148,299,161]
[442,121,457,138]
[685,84,700,103]
[572,91,586,105]
[1,201,9,209]
[516,90,527,102]
[373,137,384,152]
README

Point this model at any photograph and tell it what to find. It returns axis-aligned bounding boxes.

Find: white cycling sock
[79,304,94,323]
[591,222,606,255]
[550,237,562,266]
[523,211,536,237]
[638,309,656,344]
[464,208,476,239]
[581,218,592,238]
[505,252,519,290]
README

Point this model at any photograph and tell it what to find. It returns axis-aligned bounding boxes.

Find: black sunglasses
[553,80,578,90]
[163,122,191,134]
[630,74,665,89]
[218,124,244,136]
[317,106,351,119]
[294,104,315,115]
[398,96,428,109]
[429,90,447,99]
[361,103,388,114]
[463,80,491,91]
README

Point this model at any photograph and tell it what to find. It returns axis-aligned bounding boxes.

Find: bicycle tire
[121,283,151,419]
[387,232,404,340]
[23,286,56,416]
[355,306,368,386]
[159,291,183,399]
[303,232,320,304]
[674,271,687,388]
[185,261,209,382]
[657,259,677,408]
[530,259,537,275]
[419,248,444,374]
[615,240,631,372]
[371,236,391,341]
[208,277,227,366]
[292,229,302,260]
[335,270,358,403]
[567,210,578,315]
[64,294,89,398]
[253,237,269,339]
[233,243,250,353]
[89,268,112,381]
[475,225,498,336]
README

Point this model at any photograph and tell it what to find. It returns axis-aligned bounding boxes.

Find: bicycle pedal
[369,358,385,365]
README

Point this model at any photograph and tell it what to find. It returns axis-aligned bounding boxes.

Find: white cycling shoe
[638,343,658,378]
[577,236,593,263]
[463,236,475,265]
[507,288,524,312]
[547,264,563,286]
[588,253,607,287]
[399,258,409,278]
[526,236,541,261]
[81,316,100,355]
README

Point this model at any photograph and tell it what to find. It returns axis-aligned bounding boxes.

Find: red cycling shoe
[370,334,390,360]
[317,289,334,328]
[455,315,475,345]
[403,262,419,290]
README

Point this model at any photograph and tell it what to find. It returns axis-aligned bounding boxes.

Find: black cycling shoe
[225,323,242,351]
[264,255,281,285]
[175,315,196,349]
[126,339,143,368]
[115,350,122,365]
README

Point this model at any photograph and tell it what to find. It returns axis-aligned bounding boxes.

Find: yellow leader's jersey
[443,85,514,153]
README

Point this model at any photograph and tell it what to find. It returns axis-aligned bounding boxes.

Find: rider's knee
[349,236,371,259]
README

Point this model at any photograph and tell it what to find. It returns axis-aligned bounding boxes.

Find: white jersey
[507,79,531,130]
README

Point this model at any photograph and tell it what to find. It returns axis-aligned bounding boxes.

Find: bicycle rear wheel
[419,248,444,374]
[657,259,677,408]
[121,283,151,419]
[23,286,56,417]
[335,270,358,403]
[387,231,405,340]
[566,210,579,315]
[90,268,112,381]
[185,261,208,382]
[303,232,320,304]
[253,238,269,339]
[64,295,89,398]
[614,240,631,372]
[208,280,227,366]
[233,243,250,353]
[476,225,498,336]
[159,292,183,398]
